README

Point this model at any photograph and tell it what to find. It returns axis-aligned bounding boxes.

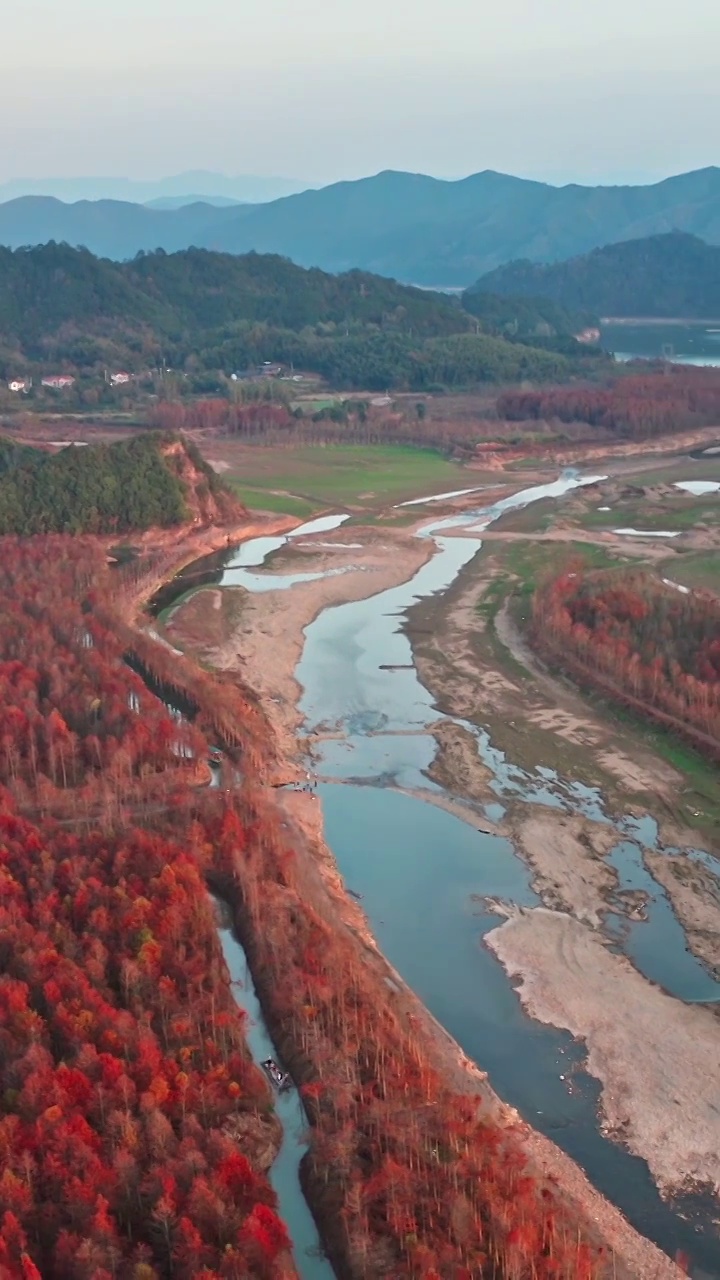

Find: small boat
[261,1058,292,1092]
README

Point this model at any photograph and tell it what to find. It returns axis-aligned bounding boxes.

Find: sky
[2,0,719,188]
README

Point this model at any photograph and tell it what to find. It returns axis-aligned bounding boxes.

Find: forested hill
[461,289,595,343]
[472,232,720,318]
[0,243,597,391]
[0,433,242,535]
[0,242,469,357]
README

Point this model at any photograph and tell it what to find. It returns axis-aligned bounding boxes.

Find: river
[215,904,335,1279]
[154,481,720,1276]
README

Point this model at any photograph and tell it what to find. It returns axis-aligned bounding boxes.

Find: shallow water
[675,481,720,495]
[293,474,720,1271]
[614,527,682,537]
[395,484,490,507]
[218,916,334,1278]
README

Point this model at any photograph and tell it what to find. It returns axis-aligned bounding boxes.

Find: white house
[41,375,76,389]
[7,378,31,393]
[110,371,131,386]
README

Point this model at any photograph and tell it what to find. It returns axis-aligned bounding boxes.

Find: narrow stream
[153,472,720,1274]
[216,903,334,1279]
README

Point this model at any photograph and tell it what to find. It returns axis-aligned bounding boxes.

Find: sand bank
[508,811,619,927]
[645,850,720,978]
[487,907,720,1199]
[165,524,433,766]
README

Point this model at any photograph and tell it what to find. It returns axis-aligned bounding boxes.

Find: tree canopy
[0,433,232,535]
[0,243,600,393]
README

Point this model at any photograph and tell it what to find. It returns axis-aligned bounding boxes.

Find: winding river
[156,476,720,1276]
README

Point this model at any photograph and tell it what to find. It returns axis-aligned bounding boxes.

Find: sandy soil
[426,719,496,803]
[476,525,694,554]
[645,851,720,978]
[486,907,720,1200]
[166,525,432,770]
[493,424,720,473]
[508,811,619,927]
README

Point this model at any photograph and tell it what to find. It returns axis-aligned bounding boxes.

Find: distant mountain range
[473,232,720,318]
[1,167,719,287]
[0,171,311,205]
[144,195,243,210]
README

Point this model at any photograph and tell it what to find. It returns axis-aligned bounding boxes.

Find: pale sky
[3,0,719,186]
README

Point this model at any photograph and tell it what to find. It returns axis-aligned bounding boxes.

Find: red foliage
[498,367,720,439]
[0,802,288,1278]
[532,565,720,758]
[151,399,294,435]
[0,537,205,801]
[204,793,609,1279]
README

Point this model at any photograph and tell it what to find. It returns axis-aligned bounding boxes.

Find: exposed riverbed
[155,476,720,1276]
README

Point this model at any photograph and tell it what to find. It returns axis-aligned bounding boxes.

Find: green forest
[473,231,720,318]
[0,243,602,395]
[0,433,221,534]
[461,287,595,341]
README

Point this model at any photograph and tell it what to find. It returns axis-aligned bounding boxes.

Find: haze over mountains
[1,167,719,287]
[0,172,311,206]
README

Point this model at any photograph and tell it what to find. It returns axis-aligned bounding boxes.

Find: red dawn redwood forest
[497,368,720,440]
[0,442,637,1278]
[531,566,720,761]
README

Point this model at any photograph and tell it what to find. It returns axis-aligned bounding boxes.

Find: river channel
[214,901,335,1279]
[154,477,720,1276]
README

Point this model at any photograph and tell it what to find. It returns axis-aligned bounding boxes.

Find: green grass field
[220,444,468,514]
[578,499,719,531]
[660,549,720,593]
[620,458,720,486]
[226,484,320,518]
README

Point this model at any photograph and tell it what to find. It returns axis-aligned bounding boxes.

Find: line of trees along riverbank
[0,527,627,1277]
[531,567,720,762]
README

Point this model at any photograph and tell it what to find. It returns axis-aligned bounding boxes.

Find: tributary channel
[154,479,720,1277]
